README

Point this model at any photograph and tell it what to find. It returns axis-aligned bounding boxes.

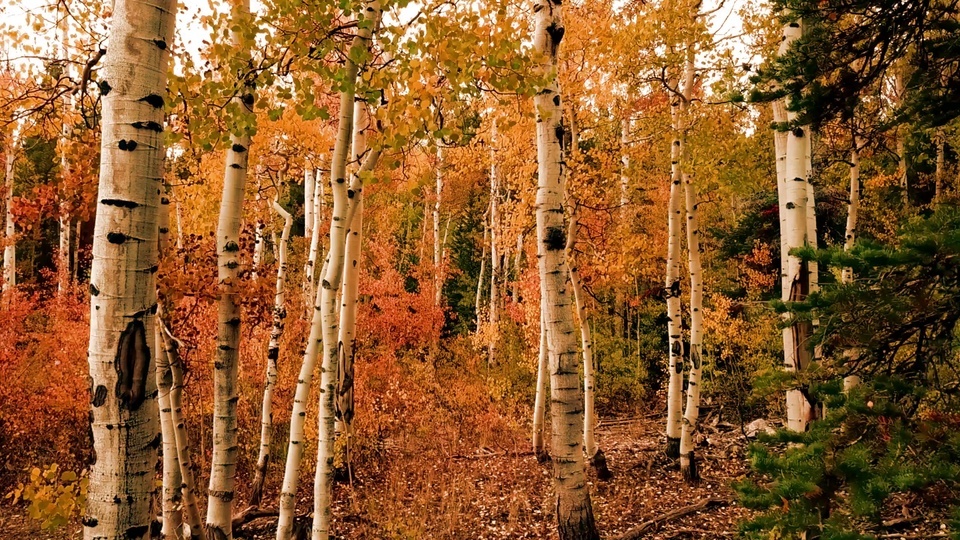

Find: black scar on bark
[139,94,165,108]
[118,139,138,151]
[107,232,128,244]
[90,283,100,296]
[230,163,242,169]
[81,516,98,528]
[554,123,565,145]
[544,226,566,251]
[242,93,255,107]
[553,94,560,107]
[148,432,162,449]
[92,385,108,407]
[546,22,565,51]
[114,319,150,411]
[124,525,150,539]
[267,347,279,360]
[102,198,139,208]
[224,241,240,252]
[232,144,247,153]
[98,81,111,96]
[153,39,167,50]
[131,121,163,132]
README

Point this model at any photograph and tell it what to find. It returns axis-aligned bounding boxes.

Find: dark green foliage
[737,208,960,539]
[751,0,960,130]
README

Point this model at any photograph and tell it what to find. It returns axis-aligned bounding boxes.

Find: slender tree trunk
[305,169,322,315]
[934,129,944,202]
[488,119,499,366]
[780,19,815,434]
[156,192,183,540]
[58,13,73,295]
[84,0,176,534]
[676,44,704,482]
[475,219,488,333]
[620,117,630,207]
[512,232,522,302]
[664,75,684,460]
[206,1,254,536]
[533,1,600,537]
[250,200,292,507]
[433,145,443,307]
[841,137,861,391]
[894,69,908,207]
[305,167,315,241]
[568,215,608,478]
[3,135,15,294]
[174,189,185,250]
[311,7,379,538]
[252,184,265,279]
[58,215,72,293]
[335,100,370,478]
[531,310,549,461]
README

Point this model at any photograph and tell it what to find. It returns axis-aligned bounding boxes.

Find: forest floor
[240,412,758,540]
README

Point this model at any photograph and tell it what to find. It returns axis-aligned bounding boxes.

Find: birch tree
[664,72,685,459]
[206,0,256,535]
[531,311,549,461]
[488,119,499,365]
[533,0,600,536]
[84,0,176,535]
[250,198,292,507]
[305,167,321,312]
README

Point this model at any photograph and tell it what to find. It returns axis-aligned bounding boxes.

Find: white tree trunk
[533,1,600,537]
[531,310,548,460]
[935,130,944,201]
[620,117,630,207]
[156,193,183,540]
[305,168,322,315]
[206,2,254,536]
[488,119,499,365]
[2,135,15,294]
[664,78,685,460]
[250,200,292,507]
[475,219,488,333]
[780,20,815,434]
[305,167,315,241]
[433,145,444,307]
[311,8,379,538]
[58,13,73,295]
[335,100,369,475]
[894,70,908,206]
[842,142,860,284]
[84,0,175,533]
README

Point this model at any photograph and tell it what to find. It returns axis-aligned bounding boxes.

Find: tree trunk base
[588,448,612,480]
[665,436,680,459]
[249,457,269,508]
[535,448,551,464]
[557,493,602,540]
[680,451,699,483]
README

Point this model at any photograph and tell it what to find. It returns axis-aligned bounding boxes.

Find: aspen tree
[677,41,705,481]
[156,192,183,540]
[475,217,488,332]
[488,119,499,365]
[305,167,321,312]
[531,311,549,461]
[57,12,73,295]
[620,117,630,207]
[335,99,371,472]
[841,136,861,392]
[433,144,444,307]
[664,72,685,459]
[250,199,292,507]
[206,0,255,535]
[309,5,380,539]
[780,19,816,433]
[533,0,600,536]
[305,166,315,240]
[2,134,15,294]
[84,0,176,534]
[934,130,944,201]
[567,212,609,478]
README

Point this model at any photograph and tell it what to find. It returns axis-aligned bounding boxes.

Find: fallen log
[615,497,730,540]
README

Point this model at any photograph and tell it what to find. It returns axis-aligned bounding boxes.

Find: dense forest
[1,0,959,538]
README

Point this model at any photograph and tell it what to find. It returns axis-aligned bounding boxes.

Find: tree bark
[533,0,600,537]
[475,218,488,333]
[2,134,15,295]
[433,144,444,307]
[58,13,73,295]
[677,45,703,482]
[335,99,370,477]
[312,7,379,538]
[620,116,630,207]
[488,119,499,366]
[206,1,255,536]
[780,20,815,434]
[305,168,321,314]
[531,310,549,461]
[84,0,176,534]
[664,74,684,460]
[250,199,292,508]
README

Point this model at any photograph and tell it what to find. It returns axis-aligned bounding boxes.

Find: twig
[615,497,730,540]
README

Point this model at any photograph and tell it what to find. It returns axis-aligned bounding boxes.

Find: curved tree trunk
[250,200,292,508]
[206,1,255,536]
[335,100,370,478]
[305,168,321,314]
[84,0,176,534]
[533,0,600,537]
[475,219,488,333]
